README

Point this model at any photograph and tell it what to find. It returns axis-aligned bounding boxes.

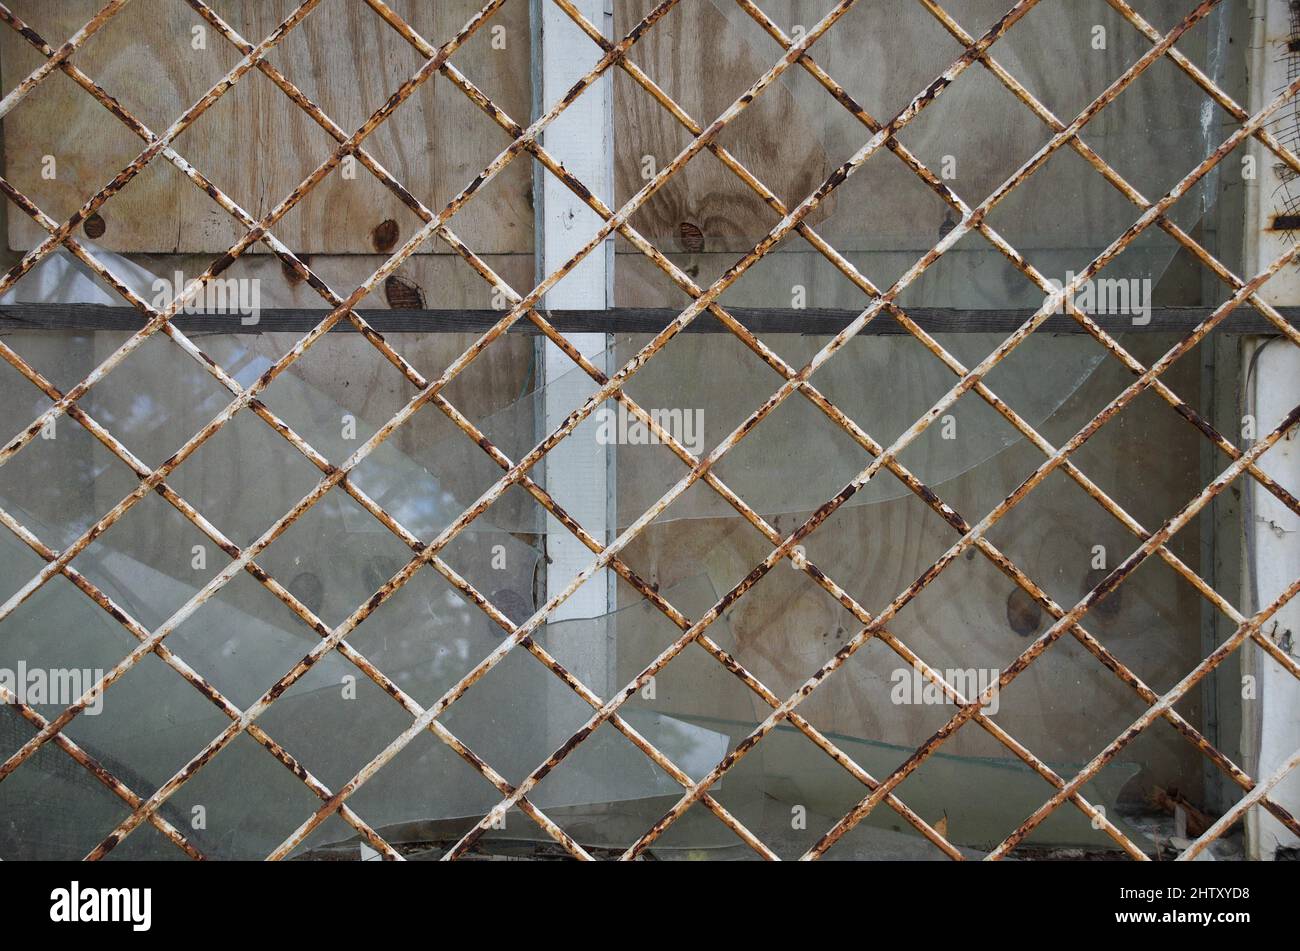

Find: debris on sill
[296,798,1251,862]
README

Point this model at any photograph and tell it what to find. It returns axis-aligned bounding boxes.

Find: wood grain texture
[0,0,534,254]
[614,335,1211,797]
[612,0,1219,253]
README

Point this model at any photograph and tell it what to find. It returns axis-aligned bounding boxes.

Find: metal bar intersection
[0,0,1294,861]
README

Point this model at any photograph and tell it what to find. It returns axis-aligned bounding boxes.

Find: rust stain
[679,220,704,252]
[1006,587,1043,637]
[383,274,424,308]
[0,0,1296,866]
[371,218,400,252]
[82,213,106,239]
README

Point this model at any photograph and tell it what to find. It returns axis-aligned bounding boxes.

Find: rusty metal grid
[0,0,1294,861]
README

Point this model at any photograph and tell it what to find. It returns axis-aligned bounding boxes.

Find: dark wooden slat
[0,304,1294,335]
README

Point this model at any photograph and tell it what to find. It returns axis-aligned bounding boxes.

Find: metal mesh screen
[0,0,1296,860]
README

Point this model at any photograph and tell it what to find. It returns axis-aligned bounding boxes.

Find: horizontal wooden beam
[0,303,1294,335]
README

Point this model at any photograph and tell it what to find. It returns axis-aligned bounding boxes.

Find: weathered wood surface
[1,1,1219,257]
[613,0,1219,253]
[615,332,1212,805]
[0,0,1243,851]
[0,0,534,254]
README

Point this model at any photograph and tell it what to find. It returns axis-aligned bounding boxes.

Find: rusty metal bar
[512,0,1294,862]
[0,0,667,862]
[0,0,131,119]
[0,0,1294,862]
[0,0,719,858]
[2,303,1295,335]
[68,0,869,858]
[248,0,1050,860]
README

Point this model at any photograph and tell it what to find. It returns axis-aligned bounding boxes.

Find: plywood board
[0,0,534,254]
[612,0,1220,253]
[613,333,1210,798]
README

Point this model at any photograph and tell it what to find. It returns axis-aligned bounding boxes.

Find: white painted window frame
[1240,0,1300,861]
[534,0,616,691]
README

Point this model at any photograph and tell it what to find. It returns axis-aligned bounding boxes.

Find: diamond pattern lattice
[0,0,1296,860]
